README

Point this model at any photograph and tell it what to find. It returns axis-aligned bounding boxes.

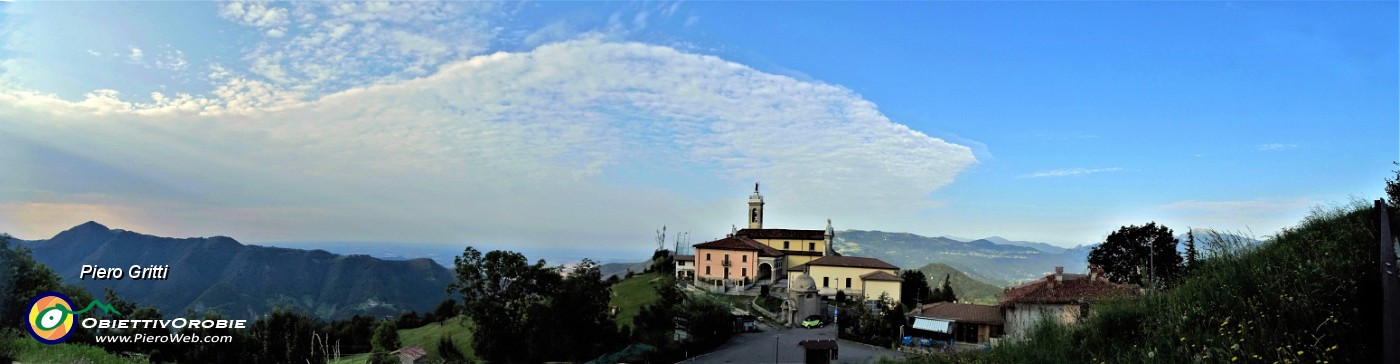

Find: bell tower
[747,182,764,229]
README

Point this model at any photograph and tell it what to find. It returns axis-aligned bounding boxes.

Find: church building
[691,184,901,306]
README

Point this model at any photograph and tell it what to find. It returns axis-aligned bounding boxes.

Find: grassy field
[328,316,476,364]
[610,272,671,328]
[889,202,1386,363]
[4,337,148,364]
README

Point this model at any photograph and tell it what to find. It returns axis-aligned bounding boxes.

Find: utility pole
[774,335,779,364]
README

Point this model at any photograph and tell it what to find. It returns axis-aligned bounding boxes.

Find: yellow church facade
[691,184,902,306]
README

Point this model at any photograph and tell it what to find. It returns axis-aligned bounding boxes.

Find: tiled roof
[802,256,899,270]
[907,302,1004,325]
[1000,273,1136,305]
[735,228,826,240]
[693,236,783,257]
[674,254,694,261]
[860,270,903,282]
[393,345,427,360]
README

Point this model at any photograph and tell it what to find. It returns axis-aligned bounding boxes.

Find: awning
[911,317,952,333]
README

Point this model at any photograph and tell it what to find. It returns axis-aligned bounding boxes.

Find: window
[845,278,852,288]
[809,242,815,251]
[742,268,748,277]
[706,253,711,261]
[742,255,747,263]
[784,241,790,249]
[823,277,829,287]
[705,266,711,275]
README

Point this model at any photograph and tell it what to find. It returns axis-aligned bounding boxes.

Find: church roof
[735,228,825,240]
[693,236,783,257]
[801,256,899,270]
[860,270,904,282]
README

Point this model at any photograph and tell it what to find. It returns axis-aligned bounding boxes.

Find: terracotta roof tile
[802,255,899,270]
[860,270,903,282]
[1000,273,1136,305]
[907,302,1004,325]
[693,236,783,257]
[735,228,826,240]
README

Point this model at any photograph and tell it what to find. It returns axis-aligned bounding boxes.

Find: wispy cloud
[0,39,977,245]
[1020,167,1121,178]
[1257,143,1298,151]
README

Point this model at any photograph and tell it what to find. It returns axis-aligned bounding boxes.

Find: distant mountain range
[833,230,1093,286]
[17,222,456,321]
[914,262,1004,305]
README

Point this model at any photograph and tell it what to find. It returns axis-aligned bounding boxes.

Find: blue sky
[0,1,1394,251]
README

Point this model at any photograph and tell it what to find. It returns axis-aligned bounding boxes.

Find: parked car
[801,315,823,329]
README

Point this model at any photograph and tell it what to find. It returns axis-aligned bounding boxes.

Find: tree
[1184,229,1200,272]
[899,270,932,308]
[433,298,459,323]
[1387,161,1400,207]
[939,274,956,303]
[538,259,623,361]
[1087,222,1184,288]
[371,319,400,354]
[449,246,571,362]
[248,308,326,364]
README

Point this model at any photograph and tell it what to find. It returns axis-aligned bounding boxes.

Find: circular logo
[26,291,76,345]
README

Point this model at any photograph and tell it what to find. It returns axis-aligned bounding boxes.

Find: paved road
[681,322,906,363]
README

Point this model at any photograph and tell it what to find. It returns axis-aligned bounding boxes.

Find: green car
[801,315,823,329]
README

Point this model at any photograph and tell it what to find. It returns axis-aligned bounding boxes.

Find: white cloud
[1020,167,1121,178]
[0,39,976,246]
[1257,143,1298,151]
[215,2,497,97]
[86,49,102,57]
[128,47,143,62]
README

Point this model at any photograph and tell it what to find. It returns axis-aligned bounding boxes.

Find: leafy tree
[395,311,422,330]
[651,249,675,275]
[538,259,623,361]
[371,319,401,353]
[325,315,377,355]
[0,234,62,329]
[177,310,250,363]
[248,308,327,364]
[449,246,562,362]
[1387,161,1400,207]
[433,298,459,323]
[899,270,932,308]
[1087,222,1184,288]
[632,277,682,348]
[835,289,847,304]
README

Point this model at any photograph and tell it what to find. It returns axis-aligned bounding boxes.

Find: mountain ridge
[19,221,456,321]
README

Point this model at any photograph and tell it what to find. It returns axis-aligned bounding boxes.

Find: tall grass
[890,201,1385,363]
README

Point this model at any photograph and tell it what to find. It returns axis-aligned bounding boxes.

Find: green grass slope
[610,273,670,328]
[894,203,1386,363]
[915,262,1004,305]
[328,317,476,364]
[4,337,149,364]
